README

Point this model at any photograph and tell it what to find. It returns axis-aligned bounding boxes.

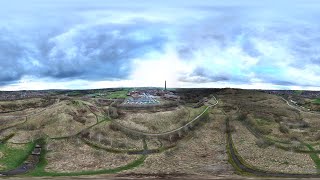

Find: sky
[0,0,320,90]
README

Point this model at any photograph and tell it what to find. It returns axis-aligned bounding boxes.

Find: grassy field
[44,138,140,173]
[105,90,128,99]
[0,142,34,171]
[122,109,234,176]
[85,121,144,150]
[115,106,191,133]
[231,120,317,174]
[27,139,146,177]
[312,98,320,104]
[294,90,304,95]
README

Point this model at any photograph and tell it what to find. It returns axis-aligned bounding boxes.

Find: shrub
[255,138,274,148]
[300,120,310,128]
[238,112,248,121]
[17,123,38,131]
[109,107,119,118]
[279,124,289,134]
[314,133,320,141]
[109,123,120,131]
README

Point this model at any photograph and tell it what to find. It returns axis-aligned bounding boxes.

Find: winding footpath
[113,96,219,137]
[226,119,320,178]
[0,102,59,135]
[226,95,320,177]
[280,97,320,115]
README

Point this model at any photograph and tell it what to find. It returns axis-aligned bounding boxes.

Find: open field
[231,120,317,174]
[45,138,139,173]
[0,88,320,179]
[121,107,234,176]
[313,98,320,105]
[0,142,34,171]
[114,106,191,133]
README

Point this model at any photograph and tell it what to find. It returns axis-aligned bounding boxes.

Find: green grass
[294,90,304,95]
[255,118,272,126]
[312,99,320,105]
[105,90,128,99]
[67,91,83,96]
[0,142,35,171]
[188,106,207,120]
[305,144,320,172]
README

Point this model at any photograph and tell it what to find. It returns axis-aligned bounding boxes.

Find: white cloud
[1,0,320,90]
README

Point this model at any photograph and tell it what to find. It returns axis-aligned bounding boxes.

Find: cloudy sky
[0,0,320,90]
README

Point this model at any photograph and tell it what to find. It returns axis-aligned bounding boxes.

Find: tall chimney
[165,80,167,91]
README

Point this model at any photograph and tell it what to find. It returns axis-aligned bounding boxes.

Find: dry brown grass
[121,109,234,176]
[45,138,139,173]
[0,116,25,130]
[231,120,317,173]
[218,89,320,144]
[86,121,143,150]
[115,106,191,133]
[0,98,55,113]
[7,100,98,143]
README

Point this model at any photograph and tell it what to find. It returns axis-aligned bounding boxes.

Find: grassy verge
[226,131,256,176]
[305,144,320,172]
[0,141,35,171]
[312,99,320,105]
[0,133,15,143]
[188,106,207,120]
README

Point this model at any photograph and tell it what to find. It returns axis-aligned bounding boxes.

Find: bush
[255,138,274,148]
[109,107,119,118]
[238,112,248,121]
[279,124,289,134]
[300,120,310,128]
[109,123,120,132]
[314,133,320,141]
[17,123,38,131]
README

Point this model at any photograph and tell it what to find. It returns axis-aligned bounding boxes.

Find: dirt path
[226,118,320,178]
[112,96,219,137]
[280,97,320,115]
[0,102,61,135]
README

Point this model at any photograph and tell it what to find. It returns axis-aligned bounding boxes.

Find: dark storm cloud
[0,19,168,84]
[41,21,167,80]
[0,30,28,84]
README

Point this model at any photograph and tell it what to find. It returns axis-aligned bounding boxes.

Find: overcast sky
[0,0,320,90]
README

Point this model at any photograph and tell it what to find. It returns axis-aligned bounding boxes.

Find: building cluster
[0,91,48,101]
[127,89,180,100]
[124,85,180,106]
[264,90,320,98]
[125,93,160,105]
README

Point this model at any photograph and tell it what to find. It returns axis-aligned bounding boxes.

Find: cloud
[0,18,169,84]
[41,20,168,80]
[1,0,320,90]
